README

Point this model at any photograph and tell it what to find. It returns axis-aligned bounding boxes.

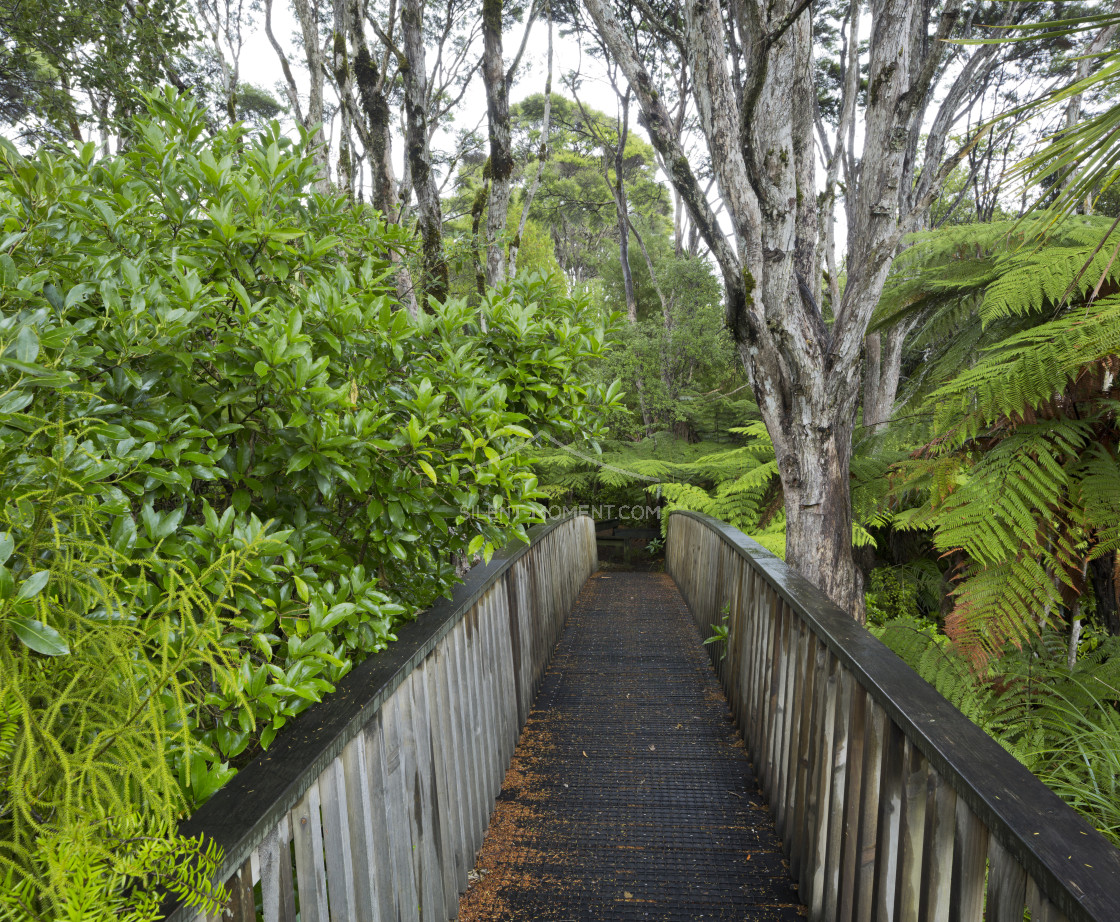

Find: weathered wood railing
[166,514,597,922]
[667,511,1120,922]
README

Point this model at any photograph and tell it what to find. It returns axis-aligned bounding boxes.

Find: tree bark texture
[348,5,397,216]
[509,3,552,276]
[400,0,449,305]
[290,0,330,190]
[339,0,420,318]
[482,0,514,287]
[862,320,911,432]
[585,0,977,621]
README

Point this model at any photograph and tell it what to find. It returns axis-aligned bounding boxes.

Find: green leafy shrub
[864,565,933,626]
[876,620,1120,845]
[0,90,616,917]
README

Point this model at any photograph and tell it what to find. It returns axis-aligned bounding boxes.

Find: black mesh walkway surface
[459,571,806,922]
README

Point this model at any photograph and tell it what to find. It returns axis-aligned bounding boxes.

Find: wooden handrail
[165,514,598,922]
[667,510,1120,922]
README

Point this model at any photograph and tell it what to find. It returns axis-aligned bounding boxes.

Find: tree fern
[874,218,1120,660]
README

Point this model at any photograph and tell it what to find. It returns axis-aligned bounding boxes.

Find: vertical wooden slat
[1025,878,1068,922]
[493,583,518,761]
[511,560,533,725]
[836,679,868,922]
[467,602,493,827]
[852,702,887,922]
[730,562,749,723]
[823,666,854,922]
[318,755,356,921]
[453,620,484,853]
[259,818,296,922]
[291,781,330,922]
[223,857,255,922]
[745,569,767,756]
[773,608,799,837]
[948,799,988,922]
[787,617,816,874]
[918,770,956,922]
[762,590,786,797]
[807,651,839,922]
[893,740,929,922]
[403,667,447,919]
[426,643,466,902]
[339,730,380,922]
[478,592,502,803]
[724,558,744,708]
[433,637,470,895]
[381,689,420,921]
[986,837,1027,922]
[363,716,401,922]
[872,719,906,922]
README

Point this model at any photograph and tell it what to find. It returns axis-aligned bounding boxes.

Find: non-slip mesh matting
[459,570,807,922]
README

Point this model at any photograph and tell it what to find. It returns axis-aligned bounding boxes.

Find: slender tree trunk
[630,221,675,401]
[472,177,490,298]
[265,0,306,125]
[291,0,330,190]
[1063,18,1120,213]
[482,0,514,287]
[614,99,637,324]
[332,0,354,195]
[401,0,448,305]
[347,1,395,215]
[509,3,552,276]
[861,320,911,431]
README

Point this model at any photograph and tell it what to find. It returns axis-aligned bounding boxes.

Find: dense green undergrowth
[875,617,1120,846]
[0,91,616,918]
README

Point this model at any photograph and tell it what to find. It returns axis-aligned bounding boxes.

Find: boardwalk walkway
[458,571,806,922]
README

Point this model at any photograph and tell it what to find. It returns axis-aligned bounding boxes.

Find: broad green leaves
[8,616,69,656]
[0,91,615,919]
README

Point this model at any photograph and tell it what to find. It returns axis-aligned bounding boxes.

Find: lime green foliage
[703,604,730,661]
[0,406,248,914]
[0,90,615,916]
[869,218,1120,658]
[877,621,1120,845]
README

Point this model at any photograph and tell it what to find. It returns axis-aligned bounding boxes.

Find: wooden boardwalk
[459,571,806,921]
